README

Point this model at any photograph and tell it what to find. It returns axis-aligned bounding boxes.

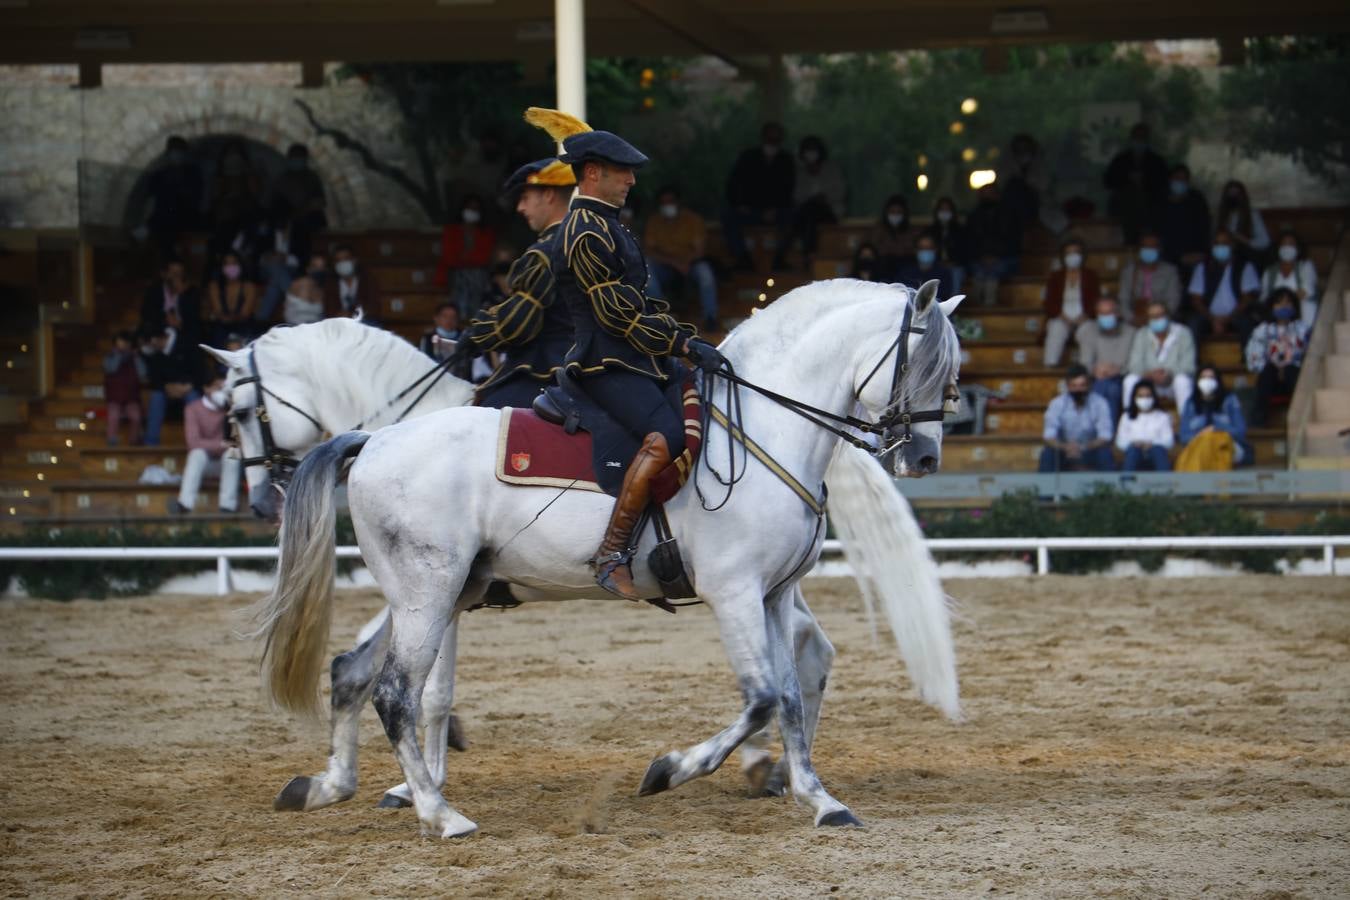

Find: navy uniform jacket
[550,197,694,381]
[462,222,572,392]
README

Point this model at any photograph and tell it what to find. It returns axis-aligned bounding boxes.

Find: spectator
[930,196,969,293]
[102,331,146,447]
[141,326,200,447]
[722,122,795,271]
[866,195,916,281]
[1117,231,1182,323]
[140,258,202,348]
[1215,179,1270,262]
[208,139,263,260]
[773,135,846,272]
[966,183,1022,306]
[1102,123,1169,245]
[253,217,300,324]
[1115,379,1174,471]
[140,135,203,260]
[1125,300,1196,415]
[169,374,240,515]
[434,193,498,319]
[896,232,953,297]
[1176,365,1251,470]
[283,253,329,325]
[1038,364,1116,473]
[1185,229,1260,339]
[419,302,477,382]
[998,133,1046,233]
[644,186,720,332]
[326,243,379,318]
[447,132,510,223]
[850,243,881,282]
[1245,288,1310,427]
[268,143,327,265]
[1075,294,1136,418]
[206,250,257,344]
[1042,237,1100,367]
[1261,230,1319,323]
[1157,164,1210,270]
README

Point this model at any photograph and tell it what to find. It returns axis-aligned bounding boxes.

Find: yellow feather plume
[528,160,577,187]
[524,107,593,142]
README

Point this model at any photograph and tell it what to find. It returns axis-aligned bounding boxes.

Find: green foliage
[922,485,1286,574]
[1218,37,1350,183]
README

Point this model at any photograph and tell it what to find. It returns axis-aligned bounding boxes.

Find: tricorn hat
[524,107,649,169]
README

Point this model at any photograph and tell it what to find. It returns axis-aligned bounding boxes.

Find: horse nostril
[919,455,937,473]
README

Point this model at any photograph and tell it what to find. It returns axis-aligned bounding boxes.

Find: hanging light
[969,169,997,189]
[949,121,964,135]
[961,97,979,115]
[961,147,977,162]
[917,153,929,168]
[916,174,930,191]
[765,278,775,287]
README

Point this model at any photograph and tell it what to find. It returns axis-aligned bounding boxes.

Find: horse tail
[825,444,962,720]
[253,430,372,717]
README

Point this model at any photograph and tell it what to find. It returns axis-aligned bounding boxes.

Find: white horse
[252,278,963,837]
[208,314,950,811]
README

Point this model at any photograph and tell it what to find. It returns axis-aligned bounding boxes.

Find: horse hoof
[638,753,680,796]
[761,769,789,798]
[744,757,780,798]
[816,808,864,828]
[377,791,414,809]
[447,714,469,753]
[273,776,312,812]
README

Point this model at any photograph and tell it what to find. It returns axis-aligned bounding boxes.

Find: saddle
[488,367,704,605]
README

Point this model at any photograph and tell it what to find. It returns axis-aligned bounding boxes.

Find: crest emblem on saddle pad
[510,451,531,473]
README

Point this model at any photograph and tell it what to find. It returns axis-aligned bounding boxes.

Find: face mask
[1274,306,1296,321]
[1278,245,1298,262]
[435,326,459,339]
[802,150,821,164]
[1068,390,1089,405]
[659,204,679,219]
[1097,313,1117,331]
[462,208,481,224]
[209,389,227,408]
[1064,252,1083,270]
[335,260,356,278]
[886,212,905,227]
[936,209,953,223]
[222,263,242,280]
[1139,247,1160,265]
[916,248,937,267]
[1149,317,1169,334]
[1169,179,1188,197]
[1136,396,1155,411]
[1198,377,1219,396]
[1212,244,1232,263]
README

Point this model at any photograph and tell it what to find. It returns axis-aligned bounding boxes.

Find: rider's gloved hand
[684,338,726,374]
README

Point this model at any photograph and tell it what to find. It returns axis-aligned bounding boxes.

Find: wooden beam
[622,0,771,72]
[300,58,323,88]
[77,59,101,88]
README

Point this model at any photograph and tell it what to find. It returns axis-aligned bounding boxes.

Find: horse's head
[853,279,963,478]
[201,343,327,523]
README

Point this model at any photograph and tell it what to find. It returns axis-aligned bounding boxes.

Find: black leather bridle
[229,348,324,487]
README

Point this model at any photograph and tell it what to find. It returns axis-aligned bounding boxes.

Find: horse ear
[913,279,940,315]
[200,345,244,369]
[939,295,965,318]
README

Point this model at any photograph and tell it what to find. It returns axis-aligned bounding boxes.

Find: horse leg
[273,609,391,811]
[755,585,836,798]
[766,584,859,827]
[639,588,778,797]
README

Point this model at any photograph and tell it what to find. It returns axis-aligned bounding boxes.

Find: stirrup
[593,554,640,600]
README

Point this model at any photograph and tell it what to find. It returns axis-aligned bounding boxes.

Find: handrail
[1288,229,1350,465]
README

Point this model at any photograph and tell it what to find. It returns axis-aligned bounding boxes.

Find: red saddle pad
[495,409,605,492]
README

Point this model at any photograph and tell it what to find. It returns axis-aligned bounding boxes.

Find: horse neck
[281,325,475,433]
[722,291,900,485]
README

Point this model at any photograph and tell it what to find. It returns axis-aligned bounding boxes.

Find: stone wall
[0,79,428,230]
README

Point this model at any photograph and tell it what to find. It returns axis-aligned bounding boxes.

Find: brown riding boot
[592,432,671,600]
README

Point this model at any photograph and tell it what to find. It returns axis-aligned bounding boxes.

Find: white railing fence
[1,535,1347,596]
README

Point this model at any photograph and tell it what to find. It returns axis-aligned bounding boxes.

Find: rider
[459,158,577,409]
[525,107,725,601]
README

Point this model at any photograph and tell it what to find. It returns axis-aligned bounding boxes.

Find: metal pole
[1036,545,1049,576]
[216,556,230,596]
[555,0,586,122]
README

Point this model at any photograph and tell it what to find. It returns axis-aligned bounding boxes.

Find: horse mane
[250,318,475,428]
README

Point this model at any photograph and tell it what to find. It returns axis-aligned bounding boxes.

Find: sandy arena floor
[0,576,1347,898]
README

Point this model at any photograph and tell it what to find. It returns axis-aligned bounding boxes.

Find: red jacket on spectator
[434,224,497,288]
[184,397,229,456]
[1042,269,1101,320]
